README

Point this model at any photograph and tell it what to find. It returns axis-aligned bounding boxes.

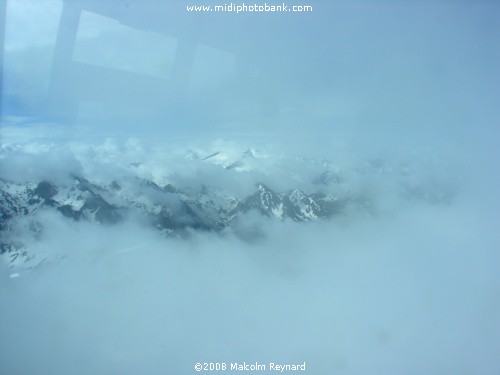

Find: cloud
[1,1,499,373]
[1,186,499,374]
[0,143,82,183]
[0,133,499,374]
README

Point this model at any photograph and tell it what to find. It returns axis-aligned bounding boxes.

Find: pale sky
[2,0,499,145]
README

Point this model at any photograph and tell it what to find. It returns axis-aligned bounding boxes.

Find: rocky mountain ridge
[0,174,348,267]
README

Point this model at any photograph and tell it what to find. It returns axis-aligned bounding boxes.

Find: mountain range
[0,144,452,270]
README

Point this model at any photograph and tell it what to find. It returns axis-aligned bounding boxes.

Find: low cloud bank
[1,180,499,374]
[1,131,499,374]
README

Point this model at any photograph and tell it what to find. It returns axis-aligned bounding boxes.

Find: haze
[1,1,499,374]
